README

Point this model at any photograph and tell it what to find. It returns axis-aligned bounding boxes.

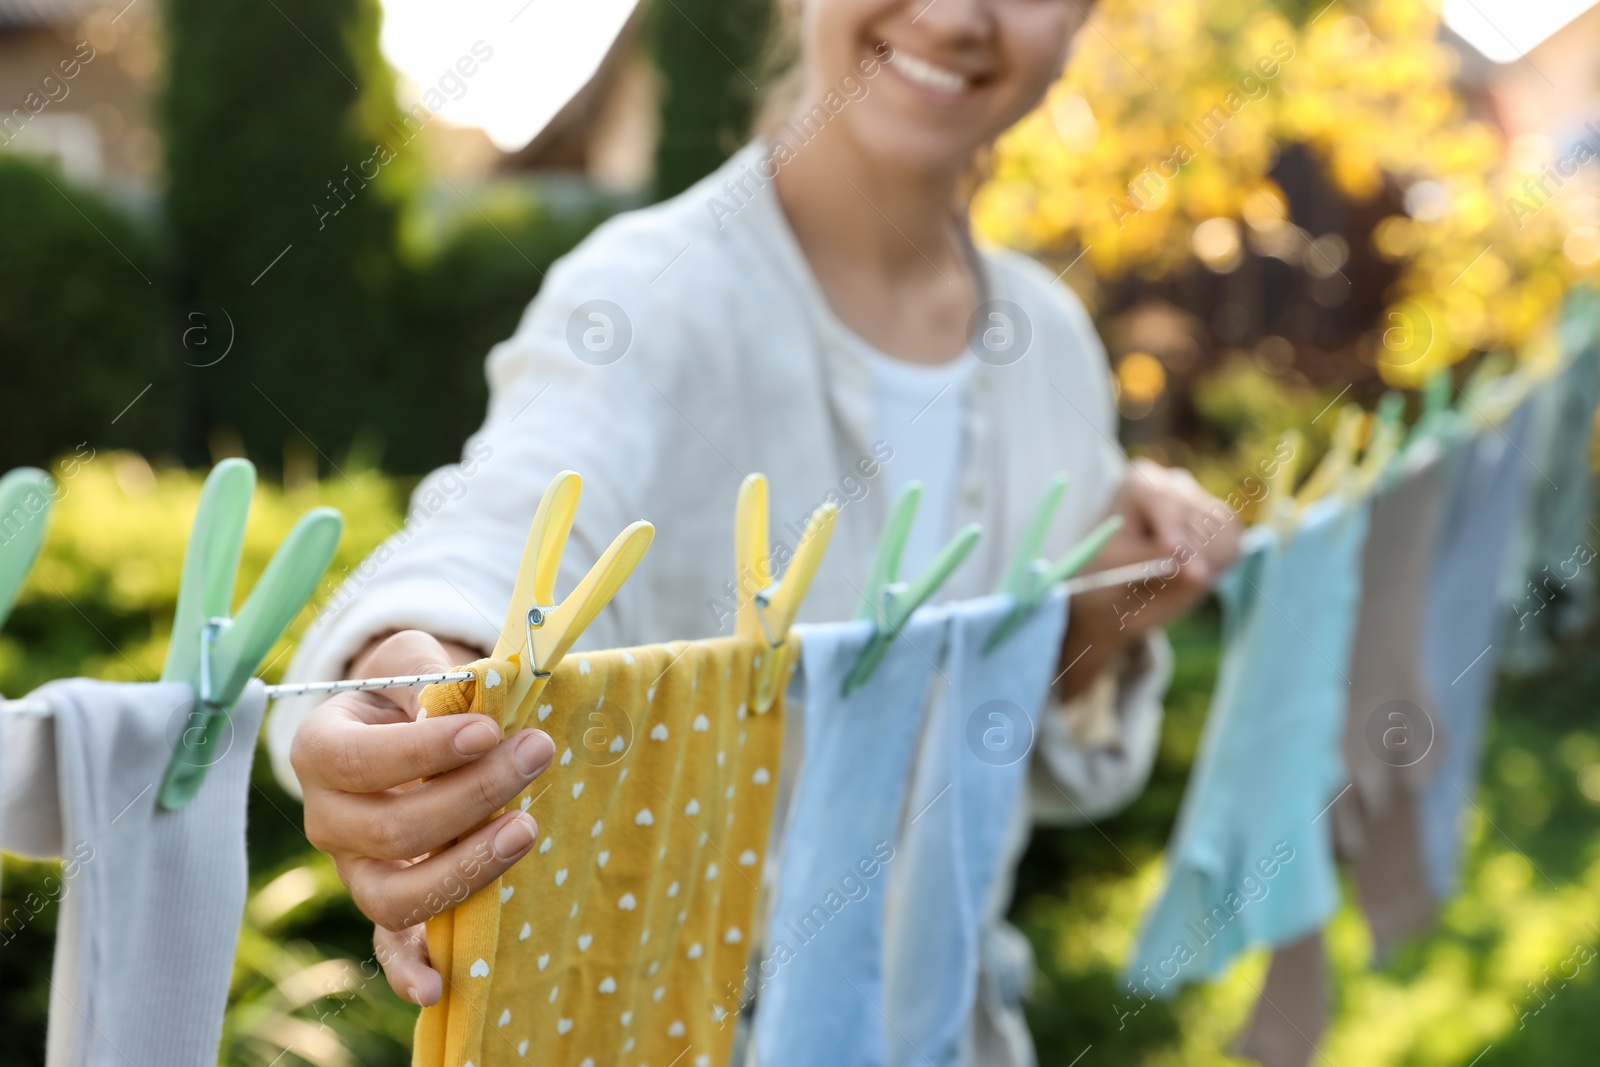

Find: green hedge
[0,158,171,466]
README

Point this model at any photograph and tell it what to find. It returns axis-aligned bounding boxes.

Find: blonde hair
[751,0,804,137]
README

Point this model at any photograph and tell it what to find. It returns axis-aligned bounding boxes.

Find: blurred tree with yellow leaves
[975,0,1599,385]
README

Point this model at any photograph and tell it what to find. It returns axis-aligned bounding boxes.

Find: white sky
[1442,0,1598,64]
[379,0,640,152]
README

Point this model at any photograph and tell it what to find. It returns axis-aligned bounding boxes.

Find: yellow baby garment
[413,637,794,1067]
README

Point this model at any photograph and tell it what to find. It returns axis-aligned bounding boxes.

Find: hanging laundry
[1501,335,1600,673]
[1125,497,1369,997]
[1419,398,1540,899]
[412,640,791,1067]
[753,611,946,1067]
[1336,446,1453,947]
[1238,448,1452,1067]
[1,701,62,858]
[1,679,267,1067]
[882,588,1068,1067]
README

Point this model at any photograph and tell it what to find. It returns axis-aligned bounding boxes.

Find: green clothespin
[1356,391,1405,490]
[158,459,343,809]
[0,468,54,632]
[842,482,981,695]
[983,472,1122,654]
[1404,367,1456,450]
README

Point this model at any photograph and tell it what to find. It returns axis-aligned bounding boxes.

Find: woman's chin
[838,114,983,182]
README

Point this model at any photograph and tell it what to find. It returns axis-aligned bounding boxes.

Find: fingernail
[512,729,555,777]
[453,720,500,757]
[493,812,537,859]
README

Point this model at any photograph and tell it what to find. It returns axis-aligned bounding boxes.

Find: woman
[274,0,1242,1061]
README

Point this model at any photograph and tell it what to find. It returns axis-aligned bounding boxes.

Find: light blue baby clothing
[1126,497,1369,993]
[883,589,1069,1067]
[754,611,947,1067]
[1501,340,1600,672]
[1419,398,1538,898]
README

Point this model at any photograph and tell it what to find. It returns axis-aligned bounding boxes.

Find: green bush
[0,158,171,468]
[161,0,413,469]
[648,0,773,198]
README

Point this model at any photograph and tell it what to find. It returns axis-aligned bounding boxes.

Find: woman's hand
[1057,459,1242,697]
[291,630,555,1006]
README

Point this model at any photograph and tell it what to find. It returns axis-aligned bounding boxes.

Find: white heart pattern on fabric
[668,1021,686,1038]
[618,892,637,910]
[591,819,604,837]
[522,795,533,811]
[684,798,700,816]
[577,658,591,674]
[485,668,501,688]
[500,885,515,902]
[692,714,710,732]
[572,781,584,799]
[556,1018,574,1035]
[724,926,742,943]
[469,958,489,978]
[738,849,758,866]
[577,934,593,951]
[539,835,553,853]
[635,808,654,826]
[537,953,550,970]
[598,976,617,993]
[650,723,669,741]
[609,734,625,752]
[554,869,568,886]
[497,1008,511,1027]
[597,850,610,867]
[537,704,553,722]
[686,942,703,959]
[752,766,771,784]
[559,747,573,766]
[519,923,532,941]
[666,881,680,897]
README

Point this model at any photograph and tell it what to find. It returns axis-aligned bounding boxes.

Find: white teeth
[889,50,968,94]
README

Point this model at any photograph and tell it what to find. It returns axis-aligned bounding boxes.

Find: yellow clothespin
[1295,406,1365,510]
[490,470,656,731]
[1266,429,1304,533]
[735,474,837,713]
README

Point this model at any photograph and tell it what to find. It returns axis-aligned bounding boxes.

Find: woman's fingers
[306,729,554,860]
[354,630,461,718]
[293,705,512,794]
[374,922,441,1006]
[341,809,539,932]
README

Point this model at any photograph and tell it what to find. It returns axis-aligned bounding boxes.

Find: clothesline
[0,559,1179,714]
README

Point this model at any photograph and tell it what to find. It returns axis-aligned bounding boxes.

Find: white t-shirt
[849,337,977,580]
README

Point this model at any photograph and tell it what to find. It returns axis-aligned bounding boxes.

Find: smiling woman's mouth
[883,45,975,95]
